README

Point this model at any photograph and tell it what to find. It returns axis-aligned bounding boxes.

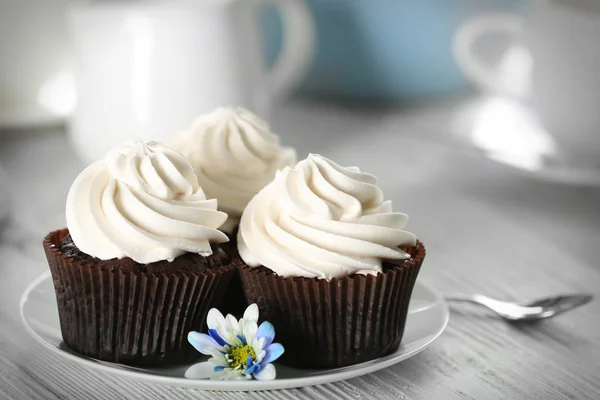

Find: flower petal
[208,356,229,367]
[208,348,227,360]
[255,321,275,347]
[218,326,241,347]
[224,370,251,380]
[254,363,276,381]
[184,362,214,379]
[255,349,266,363]
[243,304,259,323]
[253,337,266,353]
[207,308,226,330]
[208,329,229,347]
[226,314,240,333]
[187,331,218,355]
[210,370,228,381]
[244,321,258,344]
[244,363,261,375]
[263,343,285,364]
[237,334,247,345]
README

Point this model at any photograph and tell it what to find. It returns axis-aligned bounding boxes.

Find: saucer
[20,272,448,391]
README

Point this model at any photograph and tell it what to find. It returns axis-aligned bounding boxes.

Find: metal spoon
[445,293,593,321]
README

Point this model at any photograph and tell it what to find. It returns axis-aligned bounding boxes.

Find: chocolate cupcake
[170,107,297,236]
[171,107,297,316]
[236,154,425,368]
[43,141,235,366]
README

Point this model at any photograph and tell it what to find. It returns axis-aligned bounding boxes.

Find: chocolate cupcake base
[239,241,425,369]
[218,226,248,318]
[43,229,235,366]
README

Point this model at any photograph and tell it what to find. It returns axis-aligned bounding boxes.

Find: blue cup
[263,0,525,101]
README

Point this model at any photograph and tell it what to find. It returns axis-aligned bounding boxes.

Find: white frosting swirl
[171,107,296,232]
[238,154,417,279]
[66,141,229,264]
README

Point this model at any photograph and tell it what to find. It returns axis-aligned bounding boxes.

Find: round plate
[20,272,448,391]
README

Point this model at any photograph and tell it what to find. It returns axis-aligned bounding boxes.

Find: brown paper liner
[43,229,235,366]
[238,241,426,369]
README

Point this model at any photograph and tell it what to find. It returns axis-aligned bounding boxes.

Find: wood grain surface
[1,98,599,400]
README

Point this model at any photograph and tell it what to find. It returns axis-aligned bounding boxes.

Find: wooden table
[1,98,599,400]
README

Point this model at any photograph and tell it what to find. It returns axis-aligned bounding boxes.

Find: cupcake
[171,107,297,235]
[171,108,296,316]
[43,141,235,366]
[237,154,425,368]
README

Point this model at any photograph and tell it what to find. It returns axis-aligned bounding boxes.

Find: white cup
[69,0,314,163]
[454,0,600,162]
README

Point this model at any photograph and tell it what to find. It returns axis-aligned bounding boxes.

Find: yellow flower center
[229,345,256,369]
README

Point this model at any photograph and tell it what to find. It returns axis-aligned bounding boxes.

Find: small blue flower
[186,304,284,381]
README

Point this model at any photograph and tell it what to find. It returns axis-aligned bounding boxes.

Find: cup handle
[453,12,525,98]
[259,0,315,101]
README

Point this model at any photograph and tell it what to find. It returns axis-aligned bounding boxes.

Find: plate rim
[20,271,449,391]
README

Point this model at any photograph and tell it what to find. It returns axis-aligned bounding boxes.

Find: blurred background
[2,0,600,176]
[2,0,600,295]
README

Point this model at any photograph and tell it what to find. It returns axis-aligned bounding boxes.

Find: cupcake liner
[239,241,425,368]
[44,229,235,366]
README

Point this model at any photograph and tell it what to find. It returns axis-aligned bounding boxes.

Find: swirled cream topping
[171,107,296,232]
[66,141,229,264]
[238,154,417,279]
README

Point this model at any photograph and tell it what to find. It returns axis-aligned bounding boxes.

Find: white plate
[20,272,448,391]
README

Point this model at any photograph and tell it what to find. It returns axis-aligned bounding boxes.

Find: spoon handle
[445,294,502,306]
[445,294,510,310]
[444,294,480,302]
[445,294,544,320]
[445,293,592,321]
